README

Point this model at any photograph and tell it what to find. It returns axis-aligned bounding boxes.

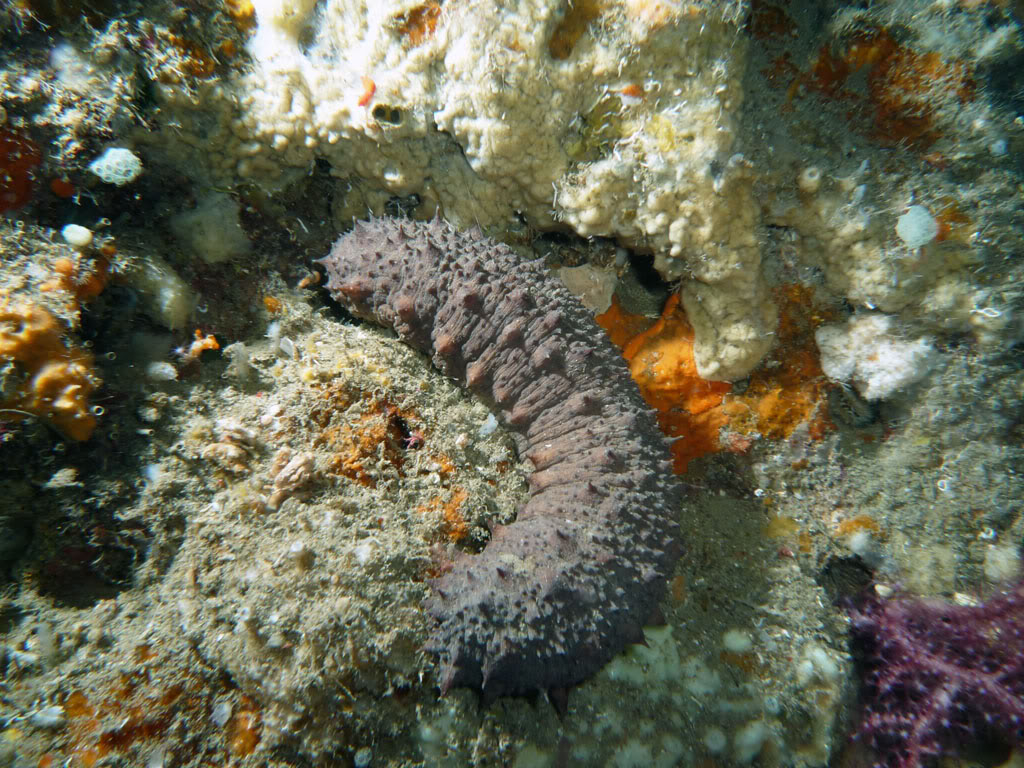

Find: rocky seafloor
[1,1,1023,767]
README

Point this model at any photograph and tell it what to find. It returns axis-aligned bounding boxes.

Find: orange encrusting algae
[785,26,975,148]
[722,285,833,442]
[395,2,442,47]
[835,513,882,538]
[320,411,399,488]
[63,680,179,767]
[59,650,257,767]
[597,284,834,473]
[226,698,261,757]
[312,384,422,490]
[419,486,471,543]
[933,197,975,245]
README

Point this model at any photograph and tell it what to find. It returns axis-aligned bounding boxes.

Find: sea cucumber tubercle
[319,216,684,702]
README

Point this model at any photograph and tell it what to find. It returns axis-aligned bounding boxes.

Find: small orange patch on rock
[262,295,283,314]
[226,698,261,757]
[64,690,95,719]
[420,486,470,542]
[62,679,181,768]
[868,37,974,147]
[321,413,391,488]
[787,27,974,148]
[933,197,974,244]
[835,513,882,537]
[313,388,415,489]
[720,650,761,674]
[722,284,833,442]
[51,655,246,768]
[395,2,441,46]
[167,34,217,79]
[433,452,456,479]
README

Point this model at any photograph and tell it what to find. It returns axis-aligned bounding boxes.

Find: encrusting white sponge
[815,313,936,401]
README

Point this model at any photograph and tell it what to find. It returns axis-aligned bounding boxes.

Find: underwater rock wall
[1,1,1023,767]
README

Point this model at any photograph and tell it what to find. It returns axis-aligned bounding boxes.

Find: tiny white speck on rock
[211,700,233,727]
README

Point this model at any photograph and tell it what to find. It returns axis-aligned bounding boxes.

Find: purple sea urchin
[319,216,684,703]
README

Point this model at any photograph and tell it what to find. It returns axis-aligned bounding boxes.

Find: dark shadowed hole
[36,516,150,608]
[627,251,668,293]
[817,555,874,606]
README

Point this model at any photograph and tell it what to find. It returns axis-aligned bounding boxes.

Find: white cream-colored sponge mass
[161,0,768,380]
[815,314,937,401]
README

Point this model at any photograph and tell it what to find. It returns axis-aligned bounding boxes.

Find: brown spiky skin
[319,217,683,702]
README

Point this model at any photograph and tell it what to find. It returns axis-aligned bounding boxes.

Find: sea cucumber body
[320,217,683,700]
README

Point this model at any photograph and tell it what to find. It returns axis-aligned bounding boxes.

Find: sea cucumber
[320,216,683,702]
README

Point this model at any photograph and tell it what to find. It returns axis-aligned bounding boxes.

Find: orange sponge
[0,299,100,440]
[598,284,834,472]
[598,294,731,472]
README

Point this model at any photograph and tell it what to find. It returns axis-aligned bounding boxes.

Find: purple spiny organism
[848,581,1024,768]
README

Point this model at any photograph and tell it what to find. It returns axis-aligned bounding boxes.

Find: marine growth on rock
[849,582,1024,768]
[320,216,684,703]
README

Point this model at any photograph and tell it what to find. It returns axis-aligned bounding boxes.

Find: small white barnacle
[797,166,822,196]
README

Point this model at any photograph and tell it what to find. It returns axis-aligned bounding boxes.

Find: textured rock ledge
[321,216,684,700]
